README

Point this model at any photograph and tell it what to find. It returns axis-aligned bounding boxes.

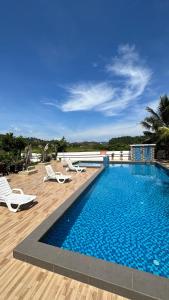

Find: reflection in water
[130,163,155,177]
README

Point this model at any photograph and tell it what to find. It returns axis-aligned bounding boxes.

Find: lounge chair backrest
[66,159,73,168]
[0,177,12,197]
[45,165,55,177]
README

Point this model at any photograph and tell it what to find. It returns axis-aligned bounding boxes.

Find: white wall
[57,151,130,162]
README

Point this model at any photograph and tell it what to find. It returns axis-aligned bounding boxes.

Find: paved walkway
[0,161,127,300]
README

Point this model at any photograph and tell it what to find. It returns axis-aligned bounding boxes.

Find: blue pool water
[41,163,169,278]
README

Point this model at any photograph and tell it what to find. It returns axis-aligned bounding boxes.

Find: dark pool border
[13,163,169,300]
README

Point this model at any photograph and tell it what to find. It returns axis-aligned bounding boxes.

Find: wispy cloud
[101,45,152,115]
[42,101,59,108]
[61,99,159,141]
[48,44,152,116]
[61,82,116,111]
[3,97,158,141]
[41,97,59,108]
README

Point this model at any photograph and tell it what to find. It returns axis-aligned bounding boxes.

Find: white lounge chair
[0,177,36,212]
[44,165,71,183]
[66,159,86,173]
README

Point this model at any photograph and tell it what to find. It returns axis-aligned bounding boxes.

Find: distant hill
[108,136,145,151]
[67,136,145,151]
[0,133,146,152]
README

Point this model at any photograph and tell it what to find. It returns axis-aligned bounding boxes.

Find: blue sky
[0,0,169,141]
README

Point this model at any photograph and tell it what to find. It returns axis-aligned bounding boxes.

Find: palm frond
[143,131,156,143]
[158,96,169,126]
[158,126,169,141]
[143,116,162,131]
[143,131,154,136]
[142,95,169,145]
[146,106,161,120]
[140,121,151,130]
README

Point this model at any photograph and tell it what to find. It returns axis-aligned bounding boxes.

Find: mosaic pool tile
[41,164,169,278]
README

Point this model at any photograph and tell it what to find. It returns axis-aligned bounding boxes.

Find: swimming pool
[41,163,169,278]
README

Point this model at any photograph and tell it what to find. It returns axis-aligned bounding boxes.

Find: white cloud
[53,44,152,116]
[3,97,159,142]
[42,101,59,108]
[61,82,116,111]
[102,45,152,115]
[56,98,159,141]
[41,98,59,108]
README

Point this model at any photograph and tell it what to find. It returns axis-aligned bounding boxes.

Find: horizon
[0,132,144,144]
[0,1,169,141]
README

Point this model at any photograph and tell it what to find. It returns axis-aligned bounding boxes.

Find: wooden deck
[0,161,127,300]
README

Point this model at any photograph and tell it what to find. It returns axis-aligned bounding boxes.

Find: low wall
[57,151,130,162]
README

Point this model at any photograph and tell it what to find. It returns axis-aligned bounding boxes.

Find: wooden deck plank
[0,161,127,300]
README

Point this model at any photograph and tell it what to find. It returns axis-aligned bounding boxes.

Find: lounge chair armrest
[12,188,24,194]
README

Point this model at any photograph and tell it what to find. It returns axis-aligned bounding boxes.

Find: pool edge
[13,163,169,300]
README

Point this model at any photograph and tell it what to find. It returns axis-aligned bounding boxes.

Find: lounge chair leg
[7,203,20,213]
[57,179,65,184]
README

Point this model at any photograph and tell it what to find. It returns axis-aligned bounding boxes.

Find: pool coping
[77,161,102,168]
[13,163,169,300]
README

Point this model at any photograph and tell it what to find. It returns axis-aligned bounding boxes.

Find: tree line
[0,94,169,172]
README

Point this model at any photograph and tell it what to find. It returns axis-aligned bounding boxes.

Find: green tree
[1,133,16,152]
[108,136,145,151]
[141,95,169,143]
[158,127,169,141]
[57,137,68,152]
[15,136,27,157]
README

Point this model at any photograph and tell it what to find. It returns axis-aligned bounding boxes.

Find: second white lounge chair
[65,159,86,173]
[0,177,36,212]
[44,165,71,183]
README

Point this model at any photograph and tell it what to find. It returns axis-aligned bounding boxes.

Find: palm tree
[158,126,169,141]
[141,95,169,143]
